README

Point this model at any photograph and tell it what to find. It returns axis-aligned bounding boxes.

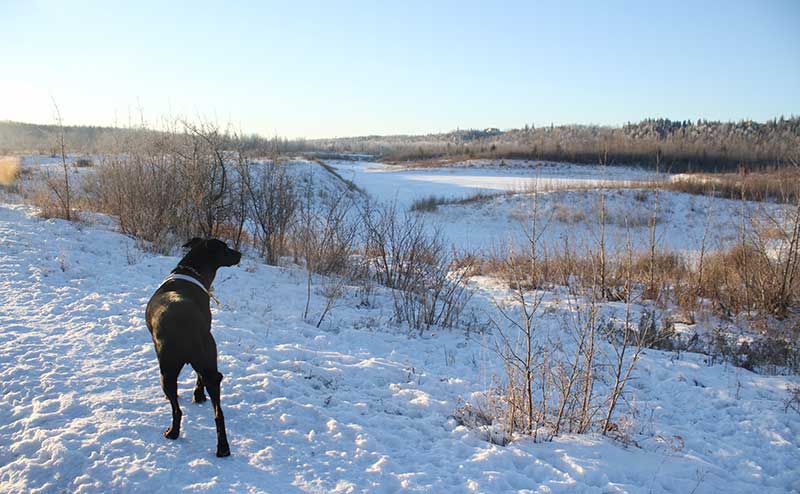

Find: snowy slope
[426,187,790,256]
[325,160,792,256]
[1,203,798,493]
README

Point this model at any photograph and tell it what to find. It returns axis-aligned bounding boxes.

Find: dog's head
[182,237,242,268]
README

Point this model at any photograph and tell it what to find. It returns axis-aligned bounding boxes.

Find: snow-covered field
[1,199,799,493]
[327,160,789,255]
[1,156,799,493]
[327,160,659,209]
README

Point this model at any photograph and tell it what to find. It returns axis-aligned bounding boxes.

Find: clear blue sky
[2,0,798,138]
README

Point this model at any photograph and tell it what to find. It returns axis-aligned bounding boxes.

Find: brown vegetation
[460,180,800,445]
[0,156,21,186]
[666,168,800,204]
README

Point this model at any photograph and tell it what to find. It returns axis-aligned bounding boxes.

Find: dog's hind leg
[192,373,207,403]
[195,367,230,457]
[160,365,183,440]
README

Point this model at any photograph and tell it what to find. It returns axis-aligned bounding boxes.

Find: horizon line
[2,114,799,142]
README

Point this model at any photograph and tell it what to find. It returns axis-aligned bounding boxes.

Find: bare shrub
[295,173,360,321]
[700,239,800,319]
[176,122,231,239]
[87,121,236,253]
[488,276,626,441]
[315,273,353,328]
[239,157,298,264]
[480,246,592,293]
[38,101,73,220]
[37,170,73,220]
[485,255,674,443]
[296,179,359,277]
[602,307,677,430]
[485,190,614,441]
[361,200,473,331]
[483,209,798,322]
[30,184,68,219]
[785,385,800,414]
[632,251,688,304]
[391,248,474,332]
[362,200,416,289]
[89,132,186,252]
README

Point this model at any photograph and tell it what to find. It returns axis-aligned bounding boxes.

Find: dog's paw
[163,428,180,440]
[216,443,231,457]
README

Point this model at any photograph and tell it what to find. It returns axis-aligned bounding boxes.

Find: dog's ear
[182,237,204,249]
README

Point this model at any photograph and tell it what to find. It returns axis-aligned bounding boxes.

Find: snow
[1,202,798,493]
[15,154,790,258]
[326,160,791,256]
[326,160,659,210]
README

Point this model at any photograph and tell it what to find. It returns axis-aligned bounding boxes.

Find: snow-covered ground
[327,160,659,209]
[326,160,790,255]
[1,202,798,493]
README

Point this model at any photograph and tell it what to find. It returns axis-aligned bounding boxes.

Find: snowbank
[0,203,798,493]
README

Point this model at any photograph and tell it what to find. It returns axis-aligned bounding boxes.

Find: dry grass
[409,195,446,212]
[477,239,800,376]
[699,243,800,318]
[667,169,800,204]
[0,156,21,186]
[30,188,63,218]
[385,156,468,168]
[478,240,798,320]
[552,203,586,223]
[409,191,511,212]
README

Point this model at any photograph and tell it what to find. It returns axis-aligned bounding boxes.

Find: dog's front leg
[161,369,182,439]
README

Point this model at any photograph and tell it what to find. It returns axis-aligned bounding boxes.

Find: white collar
[160,273,210,295]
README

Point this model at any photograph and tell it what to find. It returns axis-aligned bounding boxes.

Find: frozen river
[325,159,784,256]
[326,160,659,209]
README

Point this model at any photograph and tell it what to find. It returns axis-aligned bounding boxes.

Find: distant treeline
[306,118,800,172]
[0,120,302,156]
[2,117,798,172]
[0,121,129,155]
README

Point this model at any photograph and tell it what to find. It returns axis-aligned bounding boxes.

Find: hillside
[1,199,798,493]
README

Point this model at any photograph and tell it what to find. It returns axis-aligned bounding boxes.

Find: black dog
[146,237,241,457]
